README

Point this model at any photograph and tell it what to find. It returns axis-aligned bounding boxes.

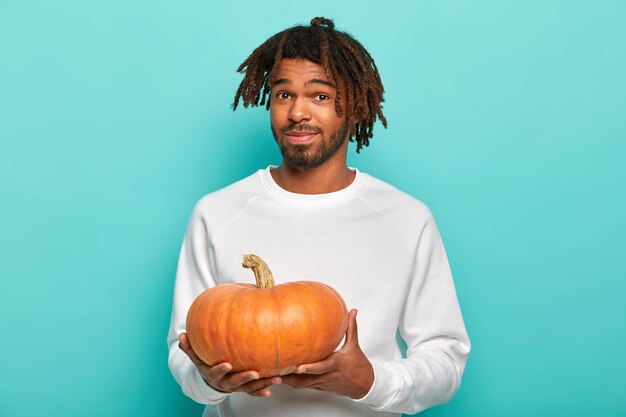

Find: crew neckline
[257,165,367,206]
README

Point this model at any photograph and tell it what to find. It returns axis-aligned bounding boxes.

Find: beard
[271,120,350,169]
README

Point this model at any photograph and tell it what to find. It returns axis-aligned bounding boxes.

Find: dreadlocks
[232,17,387,153]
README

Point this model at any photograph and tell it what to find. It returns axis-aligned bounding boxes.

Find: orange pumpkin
[186,254,348,377]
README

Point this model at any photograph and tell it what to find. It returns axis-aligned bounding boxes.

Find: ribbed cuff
[351,362,400,410]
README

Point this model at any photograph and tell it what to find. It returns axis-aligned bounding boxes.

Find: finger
[237,377,281,395]
[248,387,272,397]
[282,374,322,388]
[248,388,271,397]
[205,362,233,381]
[295,356,335,375]
[343,309,359,348]
[221,370,261,389]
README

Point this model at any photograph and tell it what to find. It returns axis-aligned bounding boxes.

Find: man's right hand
[179,332,282,397]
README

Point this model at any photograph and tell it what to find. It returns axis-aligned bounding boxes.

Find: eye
[315,94,330,101]
[276,92,290,100]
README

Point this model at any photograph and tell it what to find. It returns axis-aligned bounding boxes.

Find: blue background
[1,1,625,416]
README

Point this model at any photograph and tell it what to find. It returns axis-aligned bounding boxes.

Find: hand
[281,309,374,399]
[178,333,281,397]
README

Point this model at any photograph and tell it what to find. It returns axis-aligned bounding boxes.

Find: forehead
[273,58,337,87]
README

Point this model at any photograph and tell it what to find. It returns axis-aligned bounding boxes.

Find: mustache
[281,124,322,134]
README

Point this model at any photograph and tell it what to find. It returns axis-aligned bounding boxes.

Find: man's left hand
[281,309,374,399]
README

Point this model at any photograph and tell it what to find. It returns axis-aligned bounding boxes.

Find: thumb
[343,309,359,348]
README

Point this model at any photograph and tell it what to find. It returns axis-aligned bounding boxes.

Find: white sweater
[167,166,470,417]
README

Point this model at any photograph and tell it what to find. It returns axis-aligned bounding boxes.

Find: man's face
[270,58,350,169]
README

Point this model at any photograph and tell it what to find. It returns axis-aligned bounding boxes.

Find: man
[167,17,470,417]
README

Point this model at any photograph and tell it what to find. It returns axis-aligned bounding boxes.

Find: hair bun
[310,17,335,30]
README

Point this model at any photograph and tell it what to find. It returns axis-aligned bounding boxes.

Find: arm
[167,204,230,404]
[283,215,470,413]
[355,215,471,414]
[167,204,282,402]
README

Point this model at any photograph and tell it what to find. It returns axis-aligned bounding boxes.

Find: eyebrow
[272,78,337,89]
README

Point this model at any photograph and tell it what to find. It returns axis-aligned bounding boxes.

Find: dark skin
[178,333,281,397]
[179,58,374,399]
[269,58,354,194]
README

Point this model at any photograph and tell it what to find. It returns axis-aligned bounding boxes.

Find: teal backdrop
[1,1,625,416]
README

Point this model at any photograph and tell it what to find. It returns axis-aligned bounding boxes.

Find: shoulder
[190,170,268,225]
[359,173,436,233]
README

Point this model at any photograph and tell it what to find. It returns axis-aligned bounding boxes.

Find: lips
[284,131,319,144]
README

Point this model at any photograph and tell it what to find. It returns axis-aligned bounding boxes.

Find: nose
[288,98,311,123]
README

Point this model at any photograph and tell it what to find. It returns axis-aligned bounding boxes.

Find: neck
[270,161,356,194]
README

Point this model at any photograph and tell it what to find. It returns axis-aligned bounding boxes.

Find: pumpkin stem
[242,254,275,289]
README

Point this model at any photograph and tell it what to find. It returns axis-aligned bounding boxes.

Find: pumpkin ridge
[271,287,280,375]
[226,286,252,371]
[298,283,322,360]
[188,287,216,364]
[300,281,346,359]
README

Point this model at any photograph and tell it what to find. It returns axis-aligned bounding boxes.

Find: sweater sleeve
[354,214,471,414]
[166,203,230,405]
